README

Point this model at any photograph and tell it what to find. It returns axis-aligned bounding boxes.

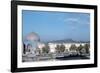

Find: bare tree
[69,44,77,51]
[84,44,90,54]
[42,44,50,54]
[55,44,65,53]
[60,44,65,53]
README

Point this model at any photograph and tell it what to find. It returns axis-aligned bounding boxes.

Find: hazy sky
[22,10,90,42]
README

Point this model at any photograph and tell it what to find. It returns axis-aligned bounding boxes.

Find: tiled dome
[26,32,40,42]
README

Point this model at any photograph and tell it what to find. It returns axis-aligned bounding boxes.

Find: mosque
[23,32,40,56]
[23,32,89,57]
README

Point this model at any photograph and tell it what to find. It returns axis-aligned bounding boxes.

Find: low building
[38,42,89,53]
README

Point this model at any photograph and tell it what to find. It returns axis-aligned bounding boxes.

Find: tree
[55,45,60,53]
[77,44,84,54]
[55,44,65,53]
[42,44,50,54]
[60,44,65,53]
[69,44,77,51]
[84,44,90,54]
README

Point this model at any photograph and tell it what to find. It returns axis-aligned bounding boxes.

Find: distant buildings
[37,42,90,55]
[23,32,90,58]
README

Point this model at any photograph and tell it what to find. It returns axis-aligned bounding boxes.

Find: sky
[22,10,90,42]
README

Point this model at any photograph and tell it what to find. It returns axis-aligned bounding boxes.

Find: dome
[26,32,40,42]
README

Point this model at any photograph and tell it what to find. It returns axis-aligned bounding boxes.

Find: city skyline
[22,10,90,42]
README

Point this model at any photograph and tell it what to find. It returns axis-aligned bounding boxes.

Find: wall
[0,0,99,73]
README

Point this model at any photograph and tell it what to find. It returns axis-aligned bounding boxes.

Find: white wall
[0,0,99,73]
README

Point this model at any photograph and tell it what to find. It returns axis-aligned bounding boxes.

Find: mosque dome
[26,32,40,42]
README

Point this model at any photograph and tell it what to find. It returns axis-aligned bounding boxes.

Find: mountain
[46,39,90,43]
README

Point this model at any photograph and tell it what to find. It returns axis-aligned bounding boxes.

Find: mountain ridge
[42,39,90,43]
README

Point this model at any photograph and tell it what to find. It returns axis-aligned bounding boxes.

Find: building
[23,32,40,56]
[38,42,89,54]
[23,32,90,56]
